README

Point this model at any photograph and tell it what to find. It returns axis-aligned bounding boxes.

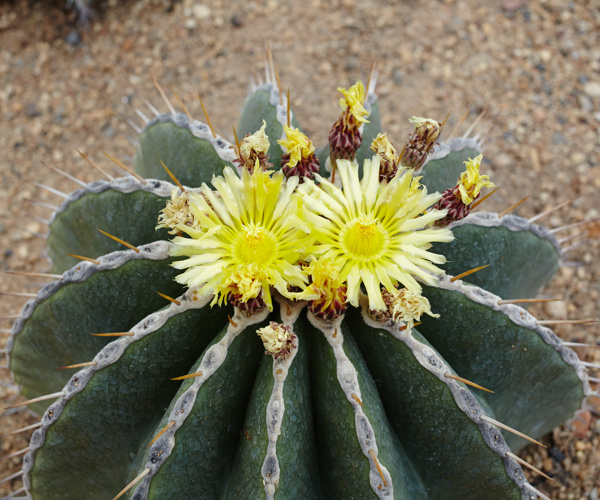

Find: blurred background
[0,0,599,497]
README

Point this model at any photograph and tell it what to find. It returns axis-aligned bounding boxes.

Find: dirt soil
[0,0,599,498]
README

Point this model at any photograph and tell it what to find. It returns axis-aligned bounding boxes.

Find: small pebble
[64,31,81,47]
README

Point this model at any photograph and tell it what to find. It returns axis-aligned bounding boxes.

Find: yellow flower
[296,156,454,311]
[239,120,270,160]
[389,288,439,329]
[169,167,310,311]
[408,116,441,136]
[457,155,495,205]
[300,257,345,309]
[256,322,296,360]
[338,80,370,124]
[156,189,196,235]
[278,126,315,168]
[371,133,397,162]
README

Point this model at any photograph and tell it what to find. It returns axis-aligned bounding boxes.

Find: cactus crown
[2,58,596,500]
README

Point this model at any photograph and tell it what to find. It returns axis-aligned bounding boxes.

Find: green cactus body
[4,70,594,500]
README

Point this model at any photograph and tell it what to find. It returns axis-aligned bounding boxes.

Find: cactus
[2,61,597,500]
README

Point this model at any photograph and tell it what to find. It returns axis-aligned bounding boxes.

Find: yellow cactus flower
[169,167,310,311]
[256,322,296,360]
[278,126,315,168]
[371,133,397,162]
[408,116,441,137]
[296,156,454,311]
[390,288,439,329]
[300,257,344,308]
[240,120,270,160]
[156,188,196,234]
[338,80,369,124]
[457,155,495,205]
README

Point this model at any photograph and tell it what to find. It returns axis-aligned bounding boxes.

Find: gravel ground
[0,0,599,498]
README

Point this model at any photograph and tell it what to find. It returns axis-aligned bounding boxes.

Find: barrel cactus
[2,63,596,500]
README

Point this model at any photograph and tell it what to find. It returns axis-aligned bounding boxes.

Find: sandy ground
[0,0,599,498]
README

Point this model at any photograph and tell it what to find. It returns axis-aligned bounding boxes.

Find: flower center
[345,218,385,257]
[236,225,274,264]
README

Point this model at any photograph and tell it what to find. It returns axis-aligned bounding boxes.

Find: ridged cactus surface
[4,66,595,500]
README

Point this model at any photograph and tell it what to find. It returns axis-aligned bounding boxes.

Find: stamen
[96,229,140,253]
[198,93,217,138]
[449,264,490,282]
[169,86,193,121]
[332,328,337,338]
[0,422,42,439]
[111,468,151,500]
[444,373,494,393]
[368,449,387,487]
[160,160,186,192]
[498,195,530,218]
[147,420,176,447]
[497,298,561,305]
[151,74,176,115]
[171,371,203,381]
[480,414,545,447]
[90,332,134,337]
[6,391,64,409]
[76,149,115,181]
[228,315,238,327]
[351,393,363,407]
[528,196,580,224]
[156,292,181,306]
[59,361,98,369]
[101,151,146,184]
[471,186,500,210]
[65,253,100,264]
[506,451,554,481]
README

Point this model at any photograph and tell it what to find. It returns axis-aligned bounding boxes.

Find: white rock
[583,81,600,98]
